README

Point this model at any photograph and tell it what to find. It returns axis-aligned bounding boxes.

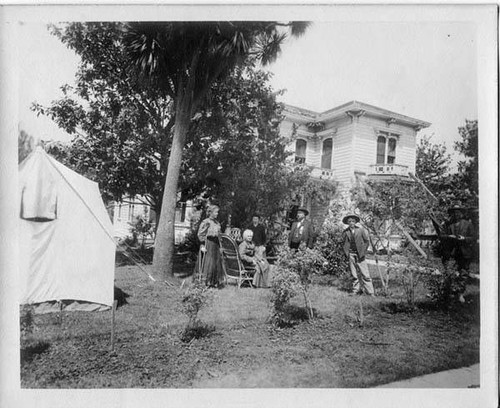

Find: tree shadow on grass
[271,305,320,328]
[180,322,216,343]
[381,292,480,316]
[21,340,50,364]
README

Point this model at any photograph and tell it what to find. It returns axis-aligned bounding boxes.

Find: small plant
[270,246,326,326]
[386,247,432,311]
[424,260,467,309]
[180,279,214,342]
[270,263,302,327]
[127,214,155,249]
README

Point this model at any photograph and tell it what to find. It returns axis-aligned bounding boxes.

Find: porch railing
[310,166,335,180]
[369,163,408,176]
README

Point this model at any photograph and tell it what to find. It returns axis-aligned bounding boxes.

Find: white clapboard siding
[332,122,355,187]
[352,120,377,175]
[396,129,417,173]
[353,117,417,175]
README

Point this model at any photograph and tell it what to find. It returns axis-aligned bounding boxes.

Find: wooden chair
[219,234,255,288]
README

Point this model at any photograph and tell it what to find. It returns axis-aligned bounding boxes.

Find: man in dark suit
[288,208,315,250]
[445,205,475,272]
[248,214,267,256]
[342,213,374,296]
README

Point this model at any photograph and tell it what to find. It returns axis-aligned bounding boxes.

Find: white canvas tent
[18,147,115,312]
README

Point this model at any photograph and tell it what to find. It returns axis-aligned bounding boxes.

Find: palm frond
[289,21,311,37]
[253,31,288,66]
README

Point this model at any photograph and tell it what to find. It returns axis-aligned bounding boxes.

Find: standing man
[288,208,315,250]
[342,213,374,296]
[248,214,267,257]
[446,205,475,272]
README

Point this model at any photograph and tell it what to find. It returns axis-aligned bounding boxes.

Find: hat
[297,207,309,216]
[342,213,360,224]
[447,204,465,214]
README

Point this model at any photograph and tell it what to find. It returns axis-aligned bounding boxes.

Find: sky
[18,19,477,166]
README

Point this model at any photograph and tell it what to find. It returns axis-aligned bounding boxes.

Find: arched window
[321,138,332,169]
[295,139,307,164]
[376,136,386,164]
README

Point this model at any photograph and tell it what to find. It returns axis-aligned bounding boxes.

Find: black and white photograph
[0,3,497,408]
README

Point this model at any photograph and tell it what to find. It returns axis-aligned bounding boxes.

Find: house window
[295,139,306,164]
[376,136,386,164]
[376,132,398,164]
[321,138,332,169]
[387,138,396,164]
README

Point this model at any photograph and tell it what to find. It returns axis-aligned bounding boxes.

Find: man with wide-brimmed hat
[342,213,374,296]
[288,207,315,250]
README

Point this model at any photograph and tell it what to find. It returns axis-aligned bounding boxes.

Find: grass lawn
[20,261,480,388]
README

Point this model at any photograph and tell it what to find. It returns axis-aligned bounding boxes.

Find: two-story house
[280,101,430,222]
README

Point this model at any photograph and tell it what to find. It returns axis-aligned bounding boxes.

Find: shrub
[126,214,155,249]
[316,215,349,276]
[386,247,434,310]
[270,263,302,327]
[178,228,200,253]
[180,279,214,341]
[423,260,467,309]
[270,246,326,326]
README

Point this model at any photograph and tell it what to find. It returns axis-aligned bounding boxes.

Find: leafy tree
[416,134,451,191]
[123,21,309,278]
[181,63,309,227]
[454,119,478,203]
[351,176,435,245]
[32,23,171,215]
[34,23,312,230]
[413,124,478,222]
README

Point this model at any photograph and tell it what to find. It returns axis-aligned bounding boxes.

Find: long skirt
[252,259,270,288]
[251,246,270,288]
[197,237,225,287]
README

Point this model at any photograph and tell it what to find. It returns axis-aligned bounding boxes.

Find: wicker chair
[229,227,242,243]
[219,234,255,288]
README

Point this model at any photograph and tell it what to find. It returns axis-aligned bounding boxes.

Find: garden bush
[423,259,467,309]
[315,203,349,277]
[180,279,214,342]
[270,246,326,326]
[176,228,200,264]
[386,246,435,311]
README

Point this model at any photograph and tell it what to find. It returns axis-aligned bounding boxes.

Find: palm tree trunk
[152,99,191,280]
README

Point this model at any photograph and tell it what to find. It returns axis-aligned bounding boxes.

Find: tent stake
[58,301,63,325]
[110,300,118,352]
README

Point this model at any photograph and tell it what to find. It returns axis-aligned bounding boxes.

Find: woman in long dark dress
[196,205,225,288]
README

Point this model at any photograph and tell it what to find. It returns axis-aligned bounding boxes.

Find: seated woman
[238,229,270,288]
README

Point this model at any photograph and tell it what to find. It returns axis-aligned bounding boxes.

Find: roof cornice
[282,100,431,129]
